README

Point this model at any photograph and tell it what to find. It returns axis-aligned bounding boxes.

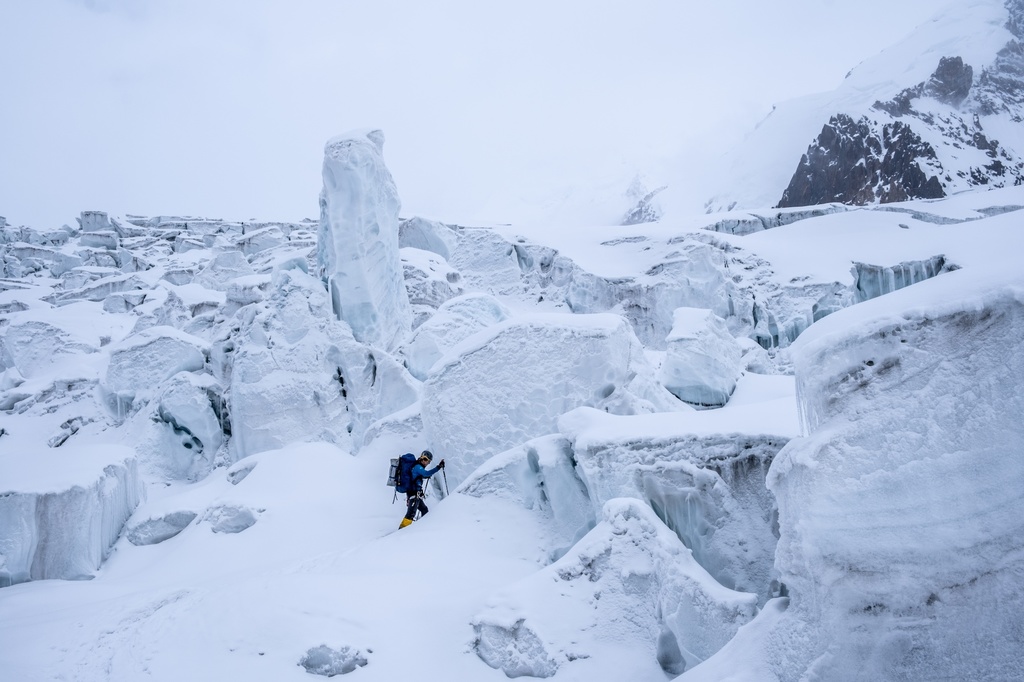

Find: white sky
[0,0,939,229]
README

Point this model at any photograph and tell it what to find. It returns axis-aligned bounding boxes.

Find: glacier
[4,15,1024,673]
[2,188,1023,680]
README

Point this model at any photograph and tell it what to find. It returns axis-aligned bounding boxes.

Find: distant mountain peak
[707,0,1024,213]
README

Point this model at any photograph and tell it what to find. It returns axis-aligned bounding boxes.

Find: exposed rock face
[976,0,1024,114]
[779,24,1024,210]
[622,176,667,226]
[924,56,974,106]
[778,114,945,208]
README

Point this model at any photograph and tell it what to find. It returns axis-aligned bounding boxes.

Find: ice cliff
[317,129,412,351]
[0,445,143,586]
[683,217,1024,680]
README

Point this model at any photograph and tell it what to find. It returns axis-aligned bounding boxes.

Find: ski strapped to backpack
[387,453,419,494]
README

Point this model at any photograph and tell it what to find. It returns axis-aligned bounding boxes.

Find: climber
[399,450,445,529]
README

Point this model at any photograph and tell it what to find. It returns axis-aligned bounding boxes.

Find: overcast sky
[1,0,939,229]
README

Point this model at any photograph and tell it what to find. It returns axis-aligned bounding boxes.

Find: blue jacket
[410,463,440,493]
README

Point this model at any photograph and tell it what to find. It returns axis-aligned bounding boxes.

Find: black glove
[438,459,445,469]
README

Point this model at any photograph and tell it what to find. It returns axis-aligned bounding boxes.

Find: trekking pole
[442,468,449,496]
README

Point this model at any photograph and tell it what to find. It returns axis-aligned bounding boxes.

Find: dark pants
[405,493,429,521]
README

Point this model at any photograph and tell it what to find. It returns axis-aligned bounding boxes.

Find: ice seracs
[0,444,143,586]
[472,499,758,678]
[686,238,1024,679]
[101,325,208,416]
[457,434,594,561]
[559,392,797,604]
[421,312,683,484]
[317,129,412,350]
[400,246,464,325]
[4,98,1024,680]
[401,293,510,381]
[658,307,743,408]
[1,319,98,379]
[227,267,417,460]
[123,371,224,481]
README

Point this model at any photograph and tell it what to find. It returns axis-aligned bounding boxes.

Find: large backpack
[388,453,419,494]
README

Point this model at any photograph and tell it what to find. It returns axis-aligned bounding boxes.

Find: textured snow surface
[401,293,509,381]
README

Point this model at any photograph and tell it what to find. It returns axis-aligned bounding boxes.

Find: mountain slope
[702,0,1022,213]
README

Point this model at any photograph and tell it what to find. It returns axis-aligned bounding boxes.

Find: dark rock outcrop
[779,29,1024,210]
[923,57,974,106]
[974,5,1024,116]
[777,115,944,208]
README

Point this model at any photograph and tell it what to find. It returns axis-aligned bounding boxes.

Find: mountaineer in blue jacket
[400,450,445,529]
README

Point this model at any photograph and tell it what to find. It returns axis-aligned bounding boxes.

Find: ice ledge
[0,445,144,587]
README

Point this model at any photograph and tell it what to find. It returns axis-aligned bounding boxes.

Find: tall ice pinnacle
[317,129,412,350]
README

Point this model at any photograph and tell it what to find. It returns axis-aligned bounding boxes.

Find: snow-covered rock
[422,313,676,483]
[706,0,1022,212]
[0,445,143,586]
[472,499,758,678]
[658,307,743,408]
[317,129,412,350]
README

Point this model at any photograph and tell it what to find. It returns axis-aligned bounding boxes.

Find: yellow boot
[399,517,413,529]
